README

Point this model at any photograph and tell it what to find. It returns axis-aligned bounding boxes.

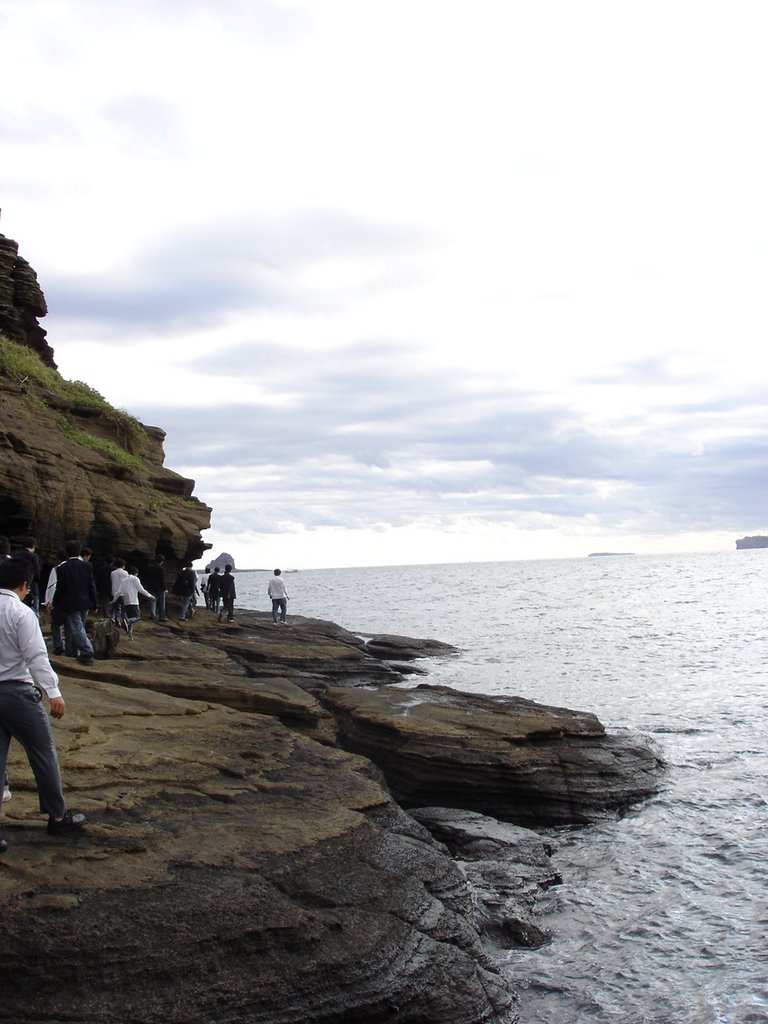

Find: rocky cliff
[0,232,210,571]
[0,233,56,367]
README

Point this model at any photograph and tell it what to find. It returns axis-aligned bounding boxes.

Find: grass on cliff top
[0,333,148,456]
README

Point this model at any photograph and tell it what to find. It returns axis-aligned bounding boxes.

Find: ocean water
[224,552,768,1024]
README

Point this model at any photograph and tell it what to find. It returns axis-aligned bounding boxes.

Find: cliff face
[0,374,211,569]
[0,233,56,367]
[0,231,210,570]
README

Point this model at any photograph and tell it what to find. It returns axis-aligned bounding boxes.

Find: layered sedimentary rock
[0,376,210,570]
[0,233,55,367]
[0,608,665,1023]
[321,682,664,826]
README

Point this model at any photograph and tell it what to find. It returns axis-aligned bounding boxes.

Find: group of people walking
[200,565,237,622]
[1,537,294,856]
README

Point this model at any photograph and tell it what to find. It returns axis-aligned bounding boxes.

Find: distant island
[735,536,768,550]
[588,552,635,557]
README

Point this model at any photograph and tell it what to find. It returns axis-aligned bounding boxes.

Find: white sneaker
[2,786,11,803]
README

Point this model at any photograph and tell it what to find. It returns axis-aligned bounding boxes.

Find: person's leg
[180,594,192,619]
[65,611,94,661]
[157,591,167,622]
[279,598,287,623]
[51,616,65,654]
[271,599,280,624]
[0,684,66,818]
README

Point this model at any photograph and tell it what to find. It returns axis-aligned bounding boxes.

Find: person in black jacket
[217,564,236,623]
[13,537,41,616]
[51,540,98,665]
[141,555,167,622]
[174,562,199,620]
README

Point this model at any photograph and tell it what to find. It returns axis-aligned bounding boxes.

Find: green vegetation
[56,415,147,472]
[0,332,148,457]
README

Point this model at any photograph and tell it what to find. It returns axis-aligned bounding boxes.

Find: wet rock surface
[320,682,665,826]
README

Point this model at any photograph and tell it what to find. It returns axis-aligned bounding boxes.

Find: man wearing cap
[0,557,87,853]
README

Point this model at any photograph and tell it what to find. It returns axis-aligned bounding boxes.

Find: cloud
[132,357,767,542]
[42,212,438,335]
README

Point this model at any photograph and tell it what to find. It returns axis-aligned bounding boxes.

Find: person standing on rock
[174,562,199,620]
[0,557,87,854]
[113,567,155,640]
[51,540,98,665]
[141,555,167,622]
[110,558,129,626]
[207,567,222,614]
[13,537,41,616]
[267,569,289,625]
[217,564,236,623]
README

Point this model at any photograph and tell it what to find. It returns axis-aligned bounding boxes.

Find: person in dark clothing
[44,548,69,655]
[218,565,236,623]
[141,555,167,622]
[51,540,98,665]
[13,538,41,616]
[207,567,222,614]
[174,563,199,620]
[93,558,113,618]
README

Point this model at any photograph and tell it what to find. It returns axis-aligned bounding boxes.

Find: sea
[222,551,767,1024]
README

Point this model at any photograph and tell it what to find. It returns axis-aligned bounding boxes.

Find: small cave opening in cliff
[0,494,32,542]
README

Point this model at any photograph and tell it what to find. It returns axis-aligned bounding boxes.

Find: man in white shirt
[0,558,87,853]
[267,568,290,625]
[110,558,129,625]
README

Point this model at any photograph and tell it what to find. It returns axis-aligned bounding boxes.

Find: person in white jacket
[113,567,154,639]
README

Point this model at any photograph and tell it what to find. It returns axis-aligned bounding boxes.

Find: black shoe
[53,647,64,655]
[47,811,87,836]
[0,838,7,854]
[78,656,94,666]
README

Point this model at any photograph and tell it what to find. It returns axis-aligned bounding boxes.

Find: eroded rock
[1,673,518,1024]
[321,683,665,826]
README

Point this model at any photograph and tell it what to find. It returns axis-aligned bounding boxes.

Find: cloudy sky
[2,0,766,569]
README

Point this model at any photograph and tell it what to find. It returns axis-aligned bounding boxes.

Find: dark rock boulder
[364,632,459,660]
[411,807,561,950]
[321,683,665,826]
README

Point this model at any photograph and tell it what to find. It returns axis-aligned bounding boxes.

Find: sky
[1,0,766,569]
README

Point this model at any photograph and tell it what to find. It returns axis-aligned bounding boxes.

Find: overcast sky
[2,0,766,568]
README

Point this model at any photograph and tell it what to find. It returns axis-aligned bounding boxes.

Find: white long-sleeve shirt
[115,575,153,605]
[110,567,129,598]
[0,588,61,698]
[267,576,289,600]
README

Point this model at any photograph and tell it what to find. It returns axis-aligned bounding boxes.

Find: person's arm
[45,565,58,607]
[18,609,62,700]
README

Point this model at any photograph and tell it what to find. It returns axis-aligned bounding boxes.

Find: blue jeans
[148,592,166,621]
[271,598,287,623]
[65,611,93,660]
